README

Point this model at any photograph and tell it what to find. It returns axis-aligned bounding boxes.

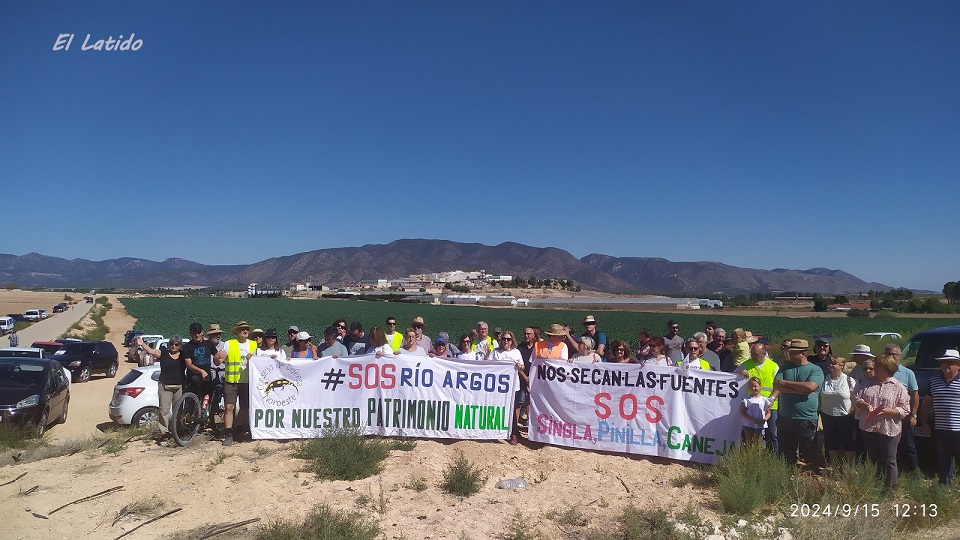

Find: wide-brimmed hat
[583,315,598,325]
[545,324,566,336]
[411,316,426,328]
[264,329,278,338]
[206,323,224,335]
[745,331,759,344]
[785,339,810,351]
[295,331,311,341]
[850,344,875,358]
[231,321,252,335]
[250,328,264,339]
[936,350,960,363]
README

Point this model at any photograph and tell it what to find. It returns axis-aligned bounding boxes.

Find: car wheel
[132,407,159,428]
[36,409,49,437]
[76,366,92,383]
[58,398,69,424]
[107,362,118,378]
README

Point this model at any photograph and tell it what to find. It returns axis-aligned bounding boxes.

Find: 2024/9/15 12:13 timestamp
[790,503,938,518]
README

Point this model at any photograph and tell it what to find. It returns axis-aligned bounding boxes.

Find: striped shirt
[927,374,960,431]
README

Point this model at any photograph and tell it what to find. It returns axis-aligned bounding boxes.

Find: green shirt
[775,362,824,420]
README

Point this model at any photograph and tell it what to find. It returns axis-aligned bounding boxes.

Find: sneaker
[222,433,234,446]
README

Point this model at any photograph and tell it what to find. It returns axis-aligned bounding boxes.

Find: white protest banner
[248,353,517,440]
[528,359,743,464]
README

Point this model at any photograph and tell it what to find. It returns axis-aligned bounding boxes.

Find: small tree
[813,297,830,312]
[834,295,849,305]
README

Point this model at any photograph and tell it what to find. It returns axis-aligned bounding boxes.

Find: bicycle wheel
[171,392,202,446]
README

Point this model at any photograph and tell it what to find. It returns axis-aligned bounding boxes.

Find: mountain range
[0,239,892,295]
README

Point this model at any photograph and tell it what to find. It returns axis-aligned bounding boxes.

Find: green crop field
[121,297,960,347]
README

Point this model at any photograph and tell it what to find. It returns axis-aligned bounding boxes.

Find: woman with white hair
[572,336,602,363]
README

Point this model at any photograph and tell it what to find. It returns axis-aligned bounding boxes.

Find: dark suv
[53,341,119,383]
[900,326,960,442]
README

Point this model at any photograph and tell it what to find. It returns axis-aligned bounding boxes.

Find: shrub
[847,308,871,318]
[497,511,543,540]
[711,442,792,515]
[617,506,677,540]
[256,504,380,540]
[440,450,486,497]
[294,427,390,481]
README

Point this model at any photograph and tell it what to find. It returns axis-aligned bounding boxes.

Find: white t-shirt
[457,350,483,361]
[373,344,394,356]
[492,348,523,367]
[741,395,772,428]
[255,348,287,361]
[820,373,855,416]
[398,346,428,356]
[572,352,602,363]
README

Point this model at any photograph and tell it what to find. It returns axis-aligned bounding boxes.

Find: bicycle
[170,368,225,446]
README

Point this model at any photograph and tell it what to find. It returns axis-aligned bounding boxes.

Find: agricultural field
[122,297,960,347]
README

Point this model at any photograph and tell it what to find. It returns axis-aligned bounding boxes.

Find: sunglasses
[502,337,513,341]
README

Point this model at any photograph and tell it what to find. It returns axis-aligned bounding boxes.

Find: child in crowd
[740,377,772,443]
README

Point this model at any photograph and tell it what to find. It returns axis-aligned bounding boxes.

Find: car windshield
[900,334,960,369]
[62,343,94,354]
[0,359,46,387]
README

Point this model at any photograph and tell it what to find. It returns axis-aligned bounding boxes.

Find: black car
[0,357,70,436]
[52,341,120,383]
[6,313,27,323]
[53,303,68,313]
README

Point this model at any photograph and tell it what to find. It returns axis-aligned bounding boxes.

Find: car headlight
[16,395,40,409]
[69,361,81,367]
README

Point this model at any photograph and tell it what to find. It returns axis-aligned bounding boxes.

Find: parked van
[0,316,14,335]
[24,310,41,322]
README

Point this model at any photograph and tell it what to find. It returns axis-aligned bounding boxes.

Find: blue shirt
[892,364,918,393]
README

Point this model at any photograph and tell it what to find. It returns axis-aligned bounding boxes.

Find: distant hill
[0,240,892,295]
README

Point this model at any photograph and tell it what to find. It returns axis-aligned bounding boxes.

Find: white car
[108,364,161,427]
[24,310,41,322]
[860,332,902,341]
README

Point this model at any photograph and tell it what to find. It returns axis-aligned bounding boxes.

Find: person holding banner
[290,331,318,359]
[223,321,256,446]
[492,330,525,444]
[456,335,483,360]
[774,339,824,470]
[535,324,569,360]
[572,336,602,363]
[255,329,285,361]
[429,336,453,358]
[398,328,428,356]
[638,337,671,366]
[608,340,633,363]
[367,326,394,357]
[681,337,712,370]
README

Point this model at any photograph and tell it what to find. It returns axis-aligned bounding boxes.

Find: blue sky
[1,2,957,291]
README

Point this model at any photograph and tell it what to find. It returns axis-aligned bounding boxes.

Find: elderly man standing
[774,339,824,470]
[847,344,876,384]
[222,321,255,446]
[472,321,499,360]
[409,317,432,352]
[887,343,920,473]
[920,350,960,484]
[738,342,780,452]
[694,332,721,371]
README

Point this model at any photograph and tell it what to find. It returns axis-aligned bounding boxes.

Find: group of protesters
[145,314,960,488]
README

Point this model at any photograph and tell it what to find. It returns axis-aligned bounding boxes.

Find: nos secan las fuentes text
[254,363,514,432]
[534,364,741,455]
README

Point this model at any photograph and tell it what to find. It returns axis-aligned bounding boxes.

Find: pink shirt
[853,377,910,437]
